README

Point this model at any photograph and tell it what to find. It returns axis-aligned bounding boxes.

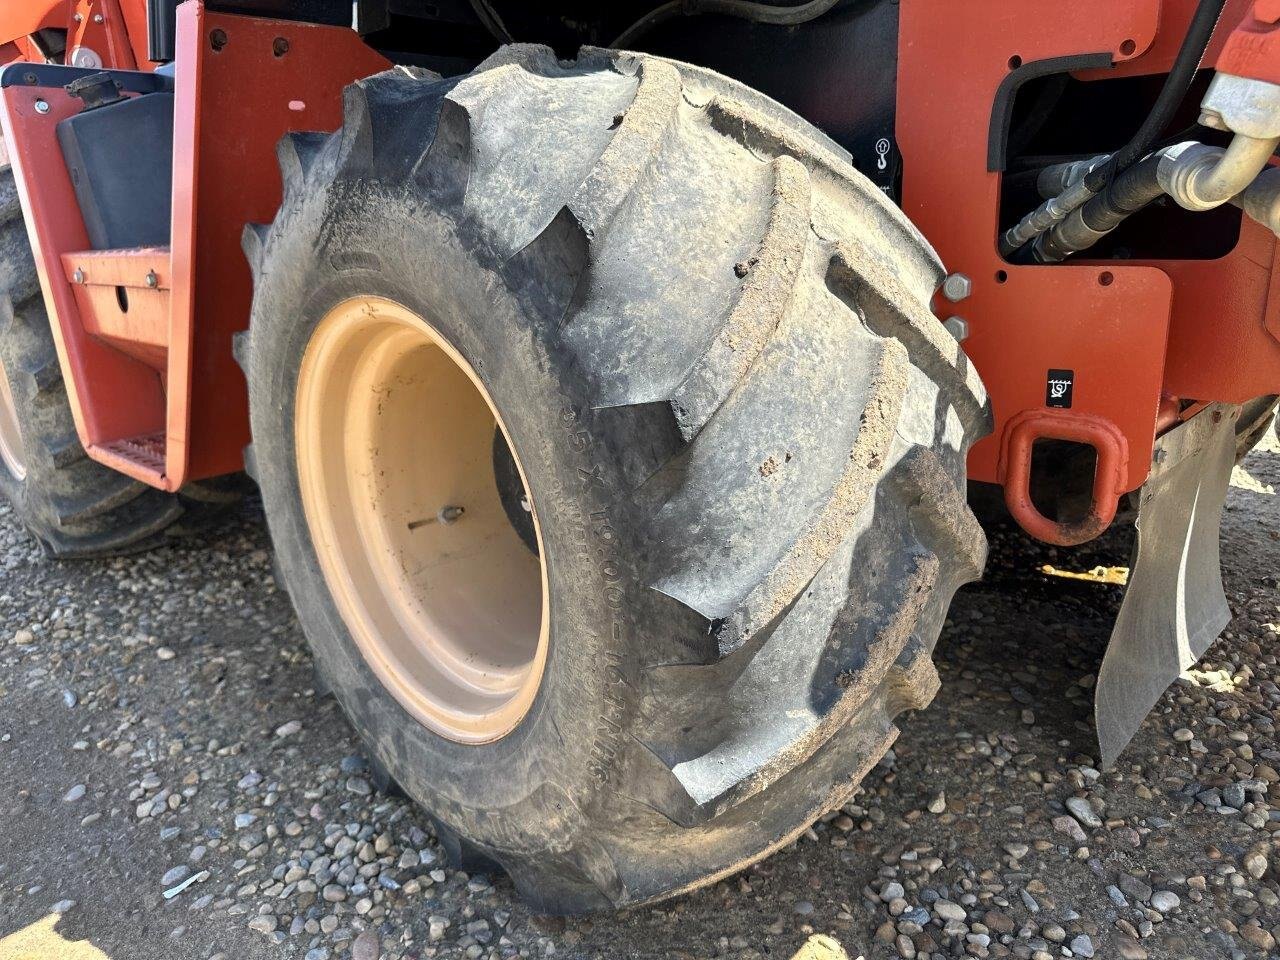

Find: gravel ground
[0,434,1277,960]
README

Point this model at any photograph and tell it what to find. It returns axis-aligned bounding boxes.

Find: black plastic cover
[56,91,174,250]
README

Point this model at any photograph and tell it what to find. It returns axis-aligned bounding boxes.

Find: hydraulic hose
[1083,0,1227,192]
[1158,134,1280,209]
[1036,134,1280,261]
[613,0,845,49]
[1036,152,1167,261]
[1003,0,1227,258]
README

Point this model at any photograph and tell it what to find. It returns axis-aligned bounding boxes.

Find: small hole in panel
[288,100,306,112]
[273,37,290,57]
[1119,38,1137,56]
[1099,271,1114,286]
[115,286,130,313]
[1008,55,1023,70]
[210,29,228,51]
[995,270,1009,284]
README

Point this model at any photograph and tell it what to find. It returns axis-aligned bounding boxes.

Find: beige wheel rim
[295,297,550,744]
[0,364,26,481]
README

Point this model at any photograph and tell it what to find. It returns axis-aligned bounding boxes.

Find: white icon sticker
[875,138,892,171]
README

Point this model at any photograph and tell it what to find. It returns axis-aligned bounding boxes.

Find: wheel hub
[294,297,549,744]
[0,365,26,481]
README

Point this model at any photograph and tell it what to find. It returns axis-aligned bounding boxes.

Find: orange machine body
[0,1,387,490]
[1,0,1278,540]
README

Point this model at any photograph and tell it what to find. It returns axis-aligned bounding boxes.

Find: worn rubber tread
[244,46,992,913]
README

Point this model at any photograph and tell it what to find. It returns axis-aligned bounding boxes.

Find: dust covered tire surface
[0,163,230,558]
[241,45,991,913]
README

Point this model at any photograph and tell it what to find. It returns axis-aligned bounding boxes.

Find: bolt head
[941,273,972,302]
[92,13,104,23]
[942,316,969,342]
[33,99,50,115]
[73,268,85,284]
[145,270,159,288]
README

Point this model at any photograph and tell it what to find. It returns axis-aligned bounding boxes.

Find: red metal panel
[1072,0,1280,403]
[0,2,388,491]
[1219,0,1280,85]
[1075,0,1255,80]
[116,0,153,68]
[1157,219,1280,400]
[898,0,1171,495]
[0,81,167,459]
[0,3,62,48]
[61,247,171,370]
[66,0,138,70]
[168,3,390,485]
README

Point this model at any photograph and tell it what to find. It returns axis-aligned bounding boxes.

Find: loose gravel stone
[1244,848,1269,880]
[933,899,966,922]
[1069,934,1095,957]
[3,426,1278,959]
[1240,924,1276,951]
[1119,873,1153,902]
[1065,795,1102,828]
[274,720,302,738]
[352,929,379,960]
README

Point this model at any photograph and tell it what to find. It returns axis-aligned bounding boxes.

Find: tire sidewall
[249,179,645,853]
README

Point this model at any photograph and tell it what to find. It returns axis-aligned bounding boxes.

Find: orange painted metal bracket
[999,410,1129,546]
[168,3,390,486]
[898,0,1171,502]
[66,0,138,70]
[899,0,1280,547]
[0,3,62,49]
[0,67,169,468]
[0,3,388,492]
[61,247,170,370]
[1219,0,1280,85]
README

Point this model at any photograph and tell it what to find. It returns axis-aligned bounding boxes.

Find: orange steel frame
[898,0,1280,537]
[0,1,387,490]
[0,0,1278,539]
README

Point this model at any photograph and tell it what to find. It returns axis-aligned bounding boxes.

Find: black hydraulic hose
[1010,0,1226,262]
[1083,0,1227,193]
[1080,152,1166,231]
[613,0,845,49]
[1037,152,1167,261]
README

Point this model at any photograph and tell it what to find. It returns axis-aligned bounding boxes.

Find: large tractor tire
[1237,395,1278,461]
[241,46,991,912]
[0,162,236,557]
